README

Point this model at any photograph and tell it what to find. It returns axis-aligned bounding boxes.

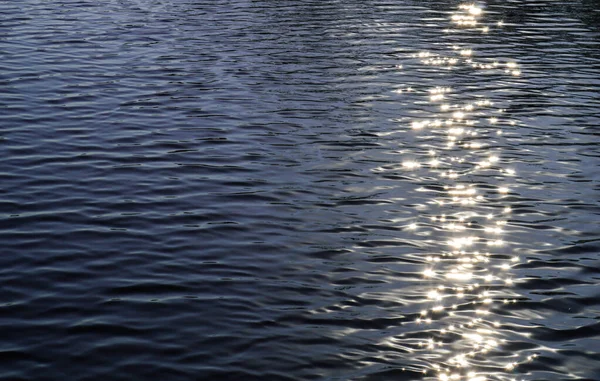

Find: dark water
[1,0,600,380]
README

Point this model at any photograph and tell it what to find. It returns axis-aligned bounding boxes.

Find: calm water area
[1,0,600,380]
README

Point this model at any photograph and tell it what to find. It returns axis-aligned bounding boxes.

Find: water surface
[1,0,599,380]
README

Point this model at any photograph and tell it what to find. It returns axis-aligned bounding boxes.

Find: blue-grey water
[1,1,600,380]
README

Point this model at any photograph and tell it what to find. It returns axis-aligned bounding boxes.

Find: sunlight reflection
[396,2,534,380]
[403,161,421,170]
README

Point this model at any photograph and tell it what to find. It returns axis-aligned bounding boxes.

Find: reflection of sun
[397,2,532,380]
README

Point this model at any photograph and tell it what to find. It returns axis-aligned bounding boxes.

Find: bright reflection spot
[430,158,441,167]
[487,239,504,246]
[427,290,442,300]
[448,127,465,135]
[402,161,420,169]
[464,333,483,343]
[467,5,482,16]
[451,354,469,367]
[412,121,426,129]
[485,226,503,234]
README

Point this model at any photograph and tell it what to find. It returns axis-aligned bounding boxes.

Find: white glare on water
[396,2,534,380]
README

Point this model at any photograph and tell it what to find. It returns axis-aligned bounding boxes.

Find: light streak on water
[399,3,538,380]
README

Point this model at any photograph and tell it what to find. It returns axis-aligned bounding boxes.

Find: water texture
[1,0,599,380]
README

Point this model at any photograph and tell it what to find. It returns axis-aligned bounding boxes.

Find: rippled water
[1,1,600,380]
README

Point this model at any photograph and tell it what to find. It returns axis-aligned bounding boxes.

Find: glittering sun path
[399,4,537,381]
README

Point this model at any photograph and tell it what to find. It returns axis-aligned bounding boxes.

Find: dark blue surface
[1,1,599,380]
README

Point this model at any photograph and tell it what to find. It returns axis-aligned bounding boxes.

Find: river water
[1,1,599,380]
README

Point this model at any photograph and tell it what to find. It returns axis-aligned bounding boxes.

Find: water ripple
[1,0,599,380]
